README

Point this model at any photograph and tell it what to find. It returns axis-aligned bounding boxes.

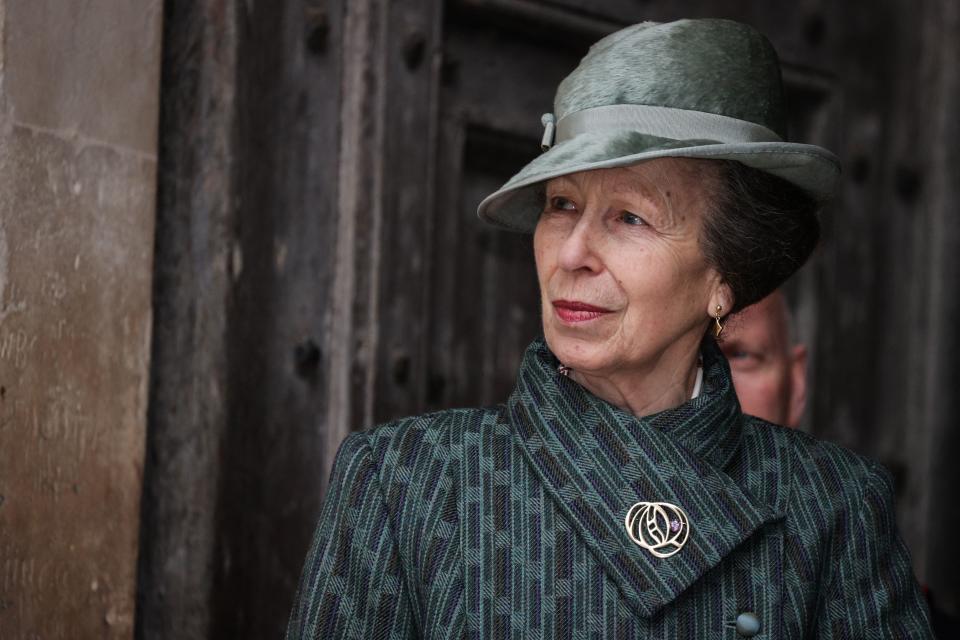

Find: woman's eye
[549,196,577,211]
[619,211,646,226]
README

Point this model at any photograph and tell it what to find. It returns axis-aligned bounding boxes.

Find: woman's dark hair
[701,160,821,314]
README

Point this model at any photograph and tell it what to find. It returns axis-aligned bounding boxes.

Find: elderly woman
[287,19,934,638]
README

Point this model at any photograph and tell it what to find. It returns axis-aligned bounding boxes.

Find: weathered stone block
[0,123,155,639]
[3,0,162,153]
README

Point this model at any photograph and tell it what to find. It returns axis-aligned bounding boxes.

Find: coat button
[735,612,761,636]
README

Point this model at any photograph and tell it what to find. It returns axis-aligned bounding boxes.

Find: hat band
[554,104,782,146]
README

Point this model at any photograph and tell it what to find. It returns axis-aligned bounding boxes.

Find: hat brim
[476,130,840,232]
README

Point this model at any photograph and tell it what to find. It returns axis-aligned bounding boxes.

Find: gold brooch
[625,501,690,558]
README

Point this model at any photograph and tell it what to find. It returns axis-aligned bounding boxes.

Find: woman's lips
[552,300,613,323]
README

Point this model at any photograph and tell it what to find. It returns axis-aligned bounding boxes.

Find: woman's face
[533,158,729,378]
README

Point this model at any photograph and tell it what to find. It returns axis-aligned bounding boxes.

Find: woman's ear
[707,282,734,318]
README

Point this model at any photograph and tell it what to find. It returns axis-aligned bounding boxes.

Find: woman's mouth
[552,300,613,323]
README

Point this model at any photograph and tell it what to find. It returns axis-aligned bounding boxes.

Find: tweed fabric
[287,338,934,638]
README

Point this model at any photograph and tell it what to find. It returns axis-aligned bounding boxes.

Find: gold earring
[714,304,724,338]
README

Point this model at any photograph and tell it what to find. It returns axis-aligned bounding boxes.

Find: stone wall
[0,1,162,637]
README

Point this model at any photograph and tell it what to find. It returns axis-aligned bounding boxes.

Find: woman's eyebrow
[608,178,667,207]
[546,176,579,191]
[610,180,654,196]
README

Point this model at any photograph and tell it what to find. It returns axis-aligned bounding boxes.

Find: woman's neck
[567,339,703,418]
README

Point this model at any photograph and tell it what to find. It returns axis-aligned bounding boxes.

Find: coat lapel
[508,337,783,620]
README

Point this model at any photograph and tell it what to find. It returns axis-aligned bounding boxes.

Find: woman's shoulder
[740,415,895,510]
[358,405,504,457]
[328,407,502,566]
[336,405,504,500]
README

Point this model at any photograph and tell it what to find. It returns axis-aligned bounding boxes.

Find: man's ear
[787,343,808,428]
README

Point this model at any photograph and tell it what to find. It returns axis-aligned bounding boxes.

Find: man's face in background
[721,291,807,428]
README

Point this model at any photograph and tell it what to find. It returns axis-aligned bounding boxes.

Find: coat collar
[507,337,783,619]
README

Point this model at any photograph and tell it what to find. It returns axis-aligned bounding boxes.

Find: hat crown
[555,19,787,139]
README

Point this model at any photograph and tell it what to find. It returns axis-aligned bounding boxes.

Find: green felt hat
[477,19,840,232]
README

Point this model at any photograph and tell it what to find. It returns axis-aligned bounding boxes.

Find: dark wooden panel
[136,2,241,638]
[139,1,344,638]
[919,1,960,617]
[441,16,586,136]
[451,0,839,72]
[427,124,542,410]
[211,0,344,637]
[370,0,446,423]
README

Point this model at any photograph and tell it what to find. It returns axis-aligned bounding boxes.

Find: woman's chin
[543,331,615,373]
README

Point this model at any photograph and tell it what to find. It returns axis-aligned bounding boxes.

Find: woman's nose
[556,214,603,273]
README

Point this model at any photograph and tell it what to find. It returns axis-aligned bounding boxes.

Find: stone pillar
[0,1,162,637]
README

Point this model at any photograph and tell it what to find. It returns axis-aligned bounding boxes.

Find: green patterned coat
[287,338,934,638]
